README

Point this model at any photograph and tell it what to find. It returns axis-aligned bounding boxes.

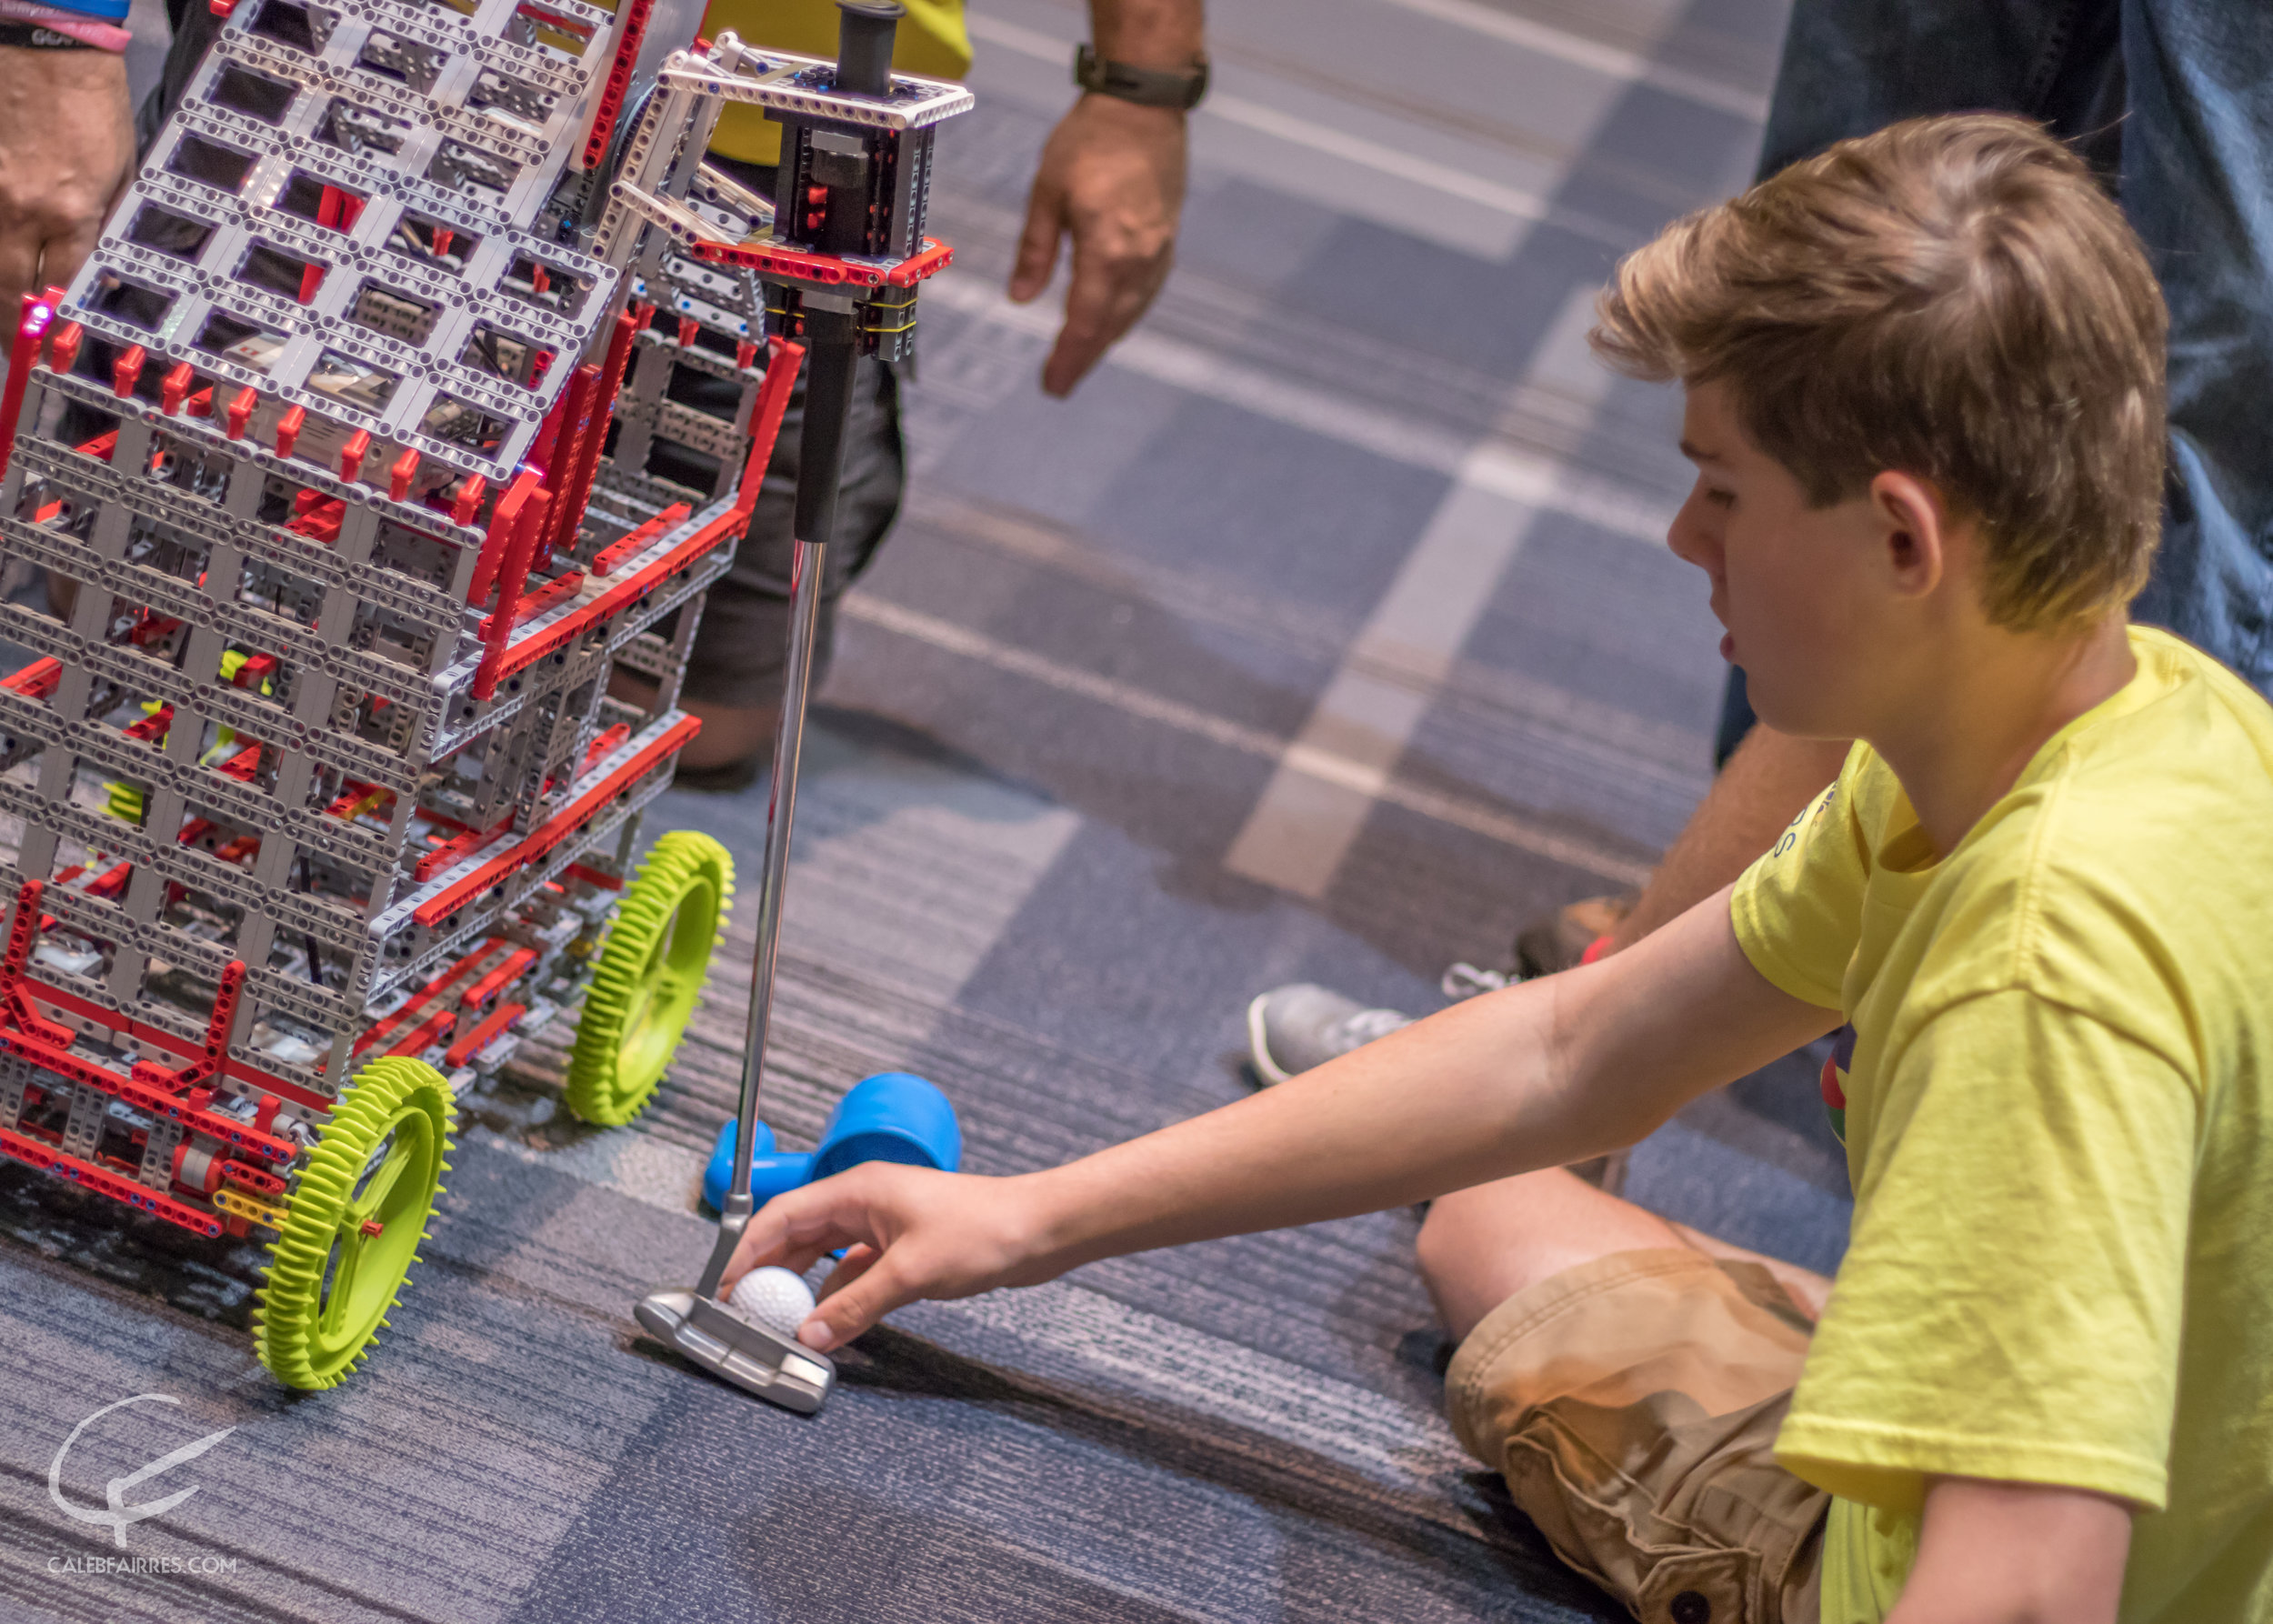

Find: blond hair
[1593,115,2166,630]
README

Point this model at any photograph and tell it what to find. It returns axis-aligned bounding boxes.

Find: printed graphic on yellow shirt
[1819,1024,1853,1145]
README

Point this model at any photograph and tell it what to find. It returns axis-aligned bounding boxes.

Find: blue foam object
[700,1073,961,1211]
[812,1072,962,1181]
[702,1119,817,1212]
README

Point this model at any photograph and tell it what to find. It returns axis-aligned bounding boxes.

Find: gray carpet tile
[2,1,1845,1618]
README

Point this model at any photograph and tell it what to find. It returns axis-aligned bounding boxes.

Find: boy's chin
[1742,677,1850,743]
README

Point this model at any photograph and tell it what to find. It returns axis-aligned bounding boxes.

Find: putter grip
[792,328,859,548]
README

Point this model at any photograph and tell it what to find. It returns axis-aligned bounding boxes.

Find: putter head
[636,1288,836,1413]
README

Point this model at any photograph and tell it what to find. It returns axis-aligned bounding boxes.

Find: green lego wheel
[564,830,733,1127]
[255,1057,456,1390]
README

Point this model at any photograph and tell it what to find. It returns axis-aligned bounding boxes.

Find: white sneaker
[1246,983,1413,1087]
[1438,961,1513,1001]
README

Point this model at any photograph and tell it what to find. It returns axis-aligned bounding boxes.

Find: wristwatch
[1074,43,1208,110]
[0,19,99,44]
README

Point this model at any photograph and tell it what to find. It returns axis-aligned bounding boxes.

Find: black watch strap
[0,20,102,45]
[1074,43,1207,110]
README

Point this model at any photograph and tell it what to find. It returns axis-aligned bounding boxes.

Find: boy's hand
[718,1165,1061,1352]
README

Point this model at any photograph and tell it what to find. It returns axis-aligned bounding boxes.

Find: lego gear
[254,1058,456,1391]
[565,831,733,1126]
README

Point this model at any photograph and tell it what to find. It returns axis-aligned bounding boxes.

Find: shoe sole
[669,754,766,794]
[1245,992,1293,1088]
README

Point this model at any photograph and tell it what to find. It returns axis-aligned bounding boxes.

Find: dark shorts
[677,352,906,709]
[638,152,910,711]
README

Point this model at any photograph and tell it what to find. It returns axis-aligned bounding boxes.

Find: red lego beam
[0,1127,224,1238]
[579,0,656,171]
[686,237,953,291]
[413,713,699,928]
[0,285,64,487]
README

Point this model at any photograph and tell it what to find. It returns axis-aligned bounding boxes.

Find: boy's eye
[1705,487,1736,508]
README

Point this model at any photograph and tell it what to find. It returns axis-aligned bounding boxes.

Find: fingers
[797,1245,916,1350]
[39,131,135,307]
[0,235,40,334]
[709,1165,1049,1353]
[816,1242,880,1299]
[1008,167,1066,305]
[1041,246,1164,397]
[0,48,134,331]
[717,1185,867,1296]
[713,1188,907,1352]
[37,218,105,312]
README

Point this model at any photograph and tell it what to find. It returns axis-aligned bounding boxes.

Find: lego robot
[0,0,968,1387]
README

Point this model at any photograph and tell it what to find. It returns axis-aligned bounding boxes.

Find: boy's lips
[1720,631,1736,661]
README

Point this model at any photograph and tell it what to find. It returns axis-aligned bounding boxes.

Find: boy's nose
[1666,497,1720,571]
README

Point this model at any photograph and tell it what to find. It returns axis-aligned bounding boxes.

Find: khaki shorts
[1445,1248,1830,1624]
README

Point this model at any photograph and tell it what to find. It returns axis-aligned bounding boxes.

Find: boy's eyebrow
[1677,439,1722,464]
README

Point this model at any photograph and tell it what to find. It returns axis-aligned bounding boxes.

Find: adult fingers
[45,142,128,299]
[0,47,133,333]
[36,216,106,314]
[1008,165,1067,305]
[1040,249,1155,397]
[0,233,41,332]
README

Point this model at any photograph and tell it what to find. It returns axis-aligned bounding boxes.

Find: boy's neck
[1867,615,2138,858]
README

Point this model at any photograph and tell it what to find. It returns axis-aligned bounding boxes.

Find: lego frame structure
[0,0,968,1385]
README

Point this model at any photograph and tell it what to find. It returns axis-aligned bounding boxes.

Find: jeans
[1717,0,2273,762]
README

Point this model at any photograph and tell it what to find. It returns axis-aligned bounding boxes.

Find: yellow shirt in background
[1729,627,2273,1623]
[698,0,974,165]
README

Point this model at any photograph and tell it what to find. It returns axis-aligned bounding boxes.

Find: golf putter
[632,349,843,1409]
[636,1,969,1413]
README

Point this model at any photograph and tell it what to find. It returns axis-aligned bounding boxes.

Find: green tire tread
[255,1057,456,1390]
[563,830,734,1127]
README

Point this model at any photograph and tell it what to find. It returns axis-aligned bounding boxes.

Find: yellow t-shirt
[697,0,973,165]
[1729,627,2273,1623]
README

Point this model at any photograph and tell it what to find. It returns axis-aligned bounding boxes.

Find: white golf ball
[729,1266,817,1338]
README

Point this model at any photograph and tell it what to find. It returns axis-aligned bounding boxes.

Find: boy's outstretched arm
[726,886,1839,1350]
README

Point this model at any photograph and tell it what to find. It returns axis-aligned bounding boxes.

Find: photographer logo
[47,1394,236,1549]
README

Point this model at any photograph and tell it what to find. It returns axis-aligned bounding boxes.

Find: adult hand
[0,46,135,322]
[1009,93,1187,397]
[720,1163,1062,1352]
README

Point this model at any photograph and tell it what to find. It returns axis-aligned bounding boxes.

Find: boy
[719,116,2273,1621]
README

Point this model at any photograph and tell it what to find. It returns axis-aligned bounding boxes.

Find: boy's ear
[1868,470,1953,601]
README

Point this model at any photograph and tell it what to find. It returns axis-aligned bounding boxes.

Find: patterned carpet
[0,0,1849,1618]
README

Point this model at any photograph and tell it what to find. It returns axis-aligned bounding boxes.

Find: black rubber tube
[835,0,903,96]
[792,325,859,547]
